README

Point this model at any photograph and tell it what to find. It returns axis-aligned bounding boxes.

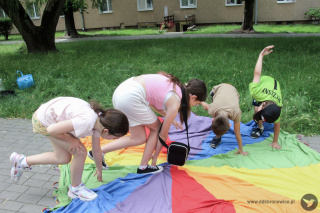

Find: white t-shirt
[36,97,99,138]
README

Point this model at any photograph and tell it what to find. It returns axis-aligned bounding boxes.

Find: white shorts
[112,78,158,127]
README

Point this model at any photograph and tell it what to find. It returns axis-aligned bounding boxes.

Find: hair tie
[98,112,103,116]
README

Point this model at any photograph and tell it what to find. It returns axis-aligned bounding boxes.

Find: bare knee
[72,149,87,161]
[56,155,72,165]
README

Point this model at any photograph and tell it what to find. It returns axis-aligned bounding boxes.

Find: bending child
[88,72,207,174]
[201,84,248,156]
[249,45,282,149]
[10,97,129,201]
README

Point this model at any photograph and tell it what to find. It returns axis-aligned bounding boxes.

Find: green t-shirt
[249,76,282,123]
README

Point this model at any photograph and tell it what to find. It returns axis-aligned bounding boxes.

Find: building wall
[7,0,320,34]
[257,0,319,22]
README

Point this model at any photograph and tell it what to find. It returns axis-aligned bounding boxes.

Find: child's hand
[260,45,274,56]
[68,140,86,156]
[269,142,281,150]
[235,149,248,156]
[200,102,209,110]
[94,169,103,182]
[172,120,183,130]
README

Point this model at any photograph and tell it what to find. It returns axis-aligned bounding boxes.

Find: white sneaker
[68,183,98,201]
[10,152,31,183]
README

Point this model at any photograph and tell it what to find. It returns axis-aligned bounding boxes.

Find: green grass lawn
[0,28,162,42]
[0,37,319,136]
[1,24,320,42]
[186,24,320,34]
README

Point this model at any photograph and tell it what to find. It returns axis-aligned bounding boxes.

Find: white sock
[21,157,30,168]
[139,165,147,170]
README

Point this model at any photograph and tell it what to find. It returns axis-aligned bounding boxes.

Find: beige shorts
[112,77,157,127]
[32,112,49,136]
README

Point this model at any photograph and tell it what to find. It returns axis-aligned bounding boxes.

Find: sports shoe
[88,150,109,170]
[251,128,264,139]
[68,183,98,201]
[210,137,222,149]
[10,152,31,183]
[137,165,164,174]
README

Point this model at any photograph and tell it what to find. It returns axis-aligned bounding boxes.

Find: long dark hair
[90,100,129,136]
[158,72,207,124]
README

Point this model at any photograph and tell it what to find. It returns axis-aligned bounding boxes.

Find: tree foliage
[305,7,320,23]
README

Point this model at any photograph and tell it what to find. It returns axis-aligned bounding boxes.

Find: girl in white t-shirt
[10,97,129,201]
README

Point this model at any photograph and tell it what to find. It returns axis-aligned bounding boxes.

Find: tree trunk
[64,0,79,37]
[242,0,255,31]
[0,0,66,53]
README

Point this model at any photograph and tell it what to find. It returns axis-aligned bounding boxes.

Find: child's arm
[200,101,209,110]
[234,120,248,156]
[253,45,274,83]
[269,122,281,149]
[92,135,103,182]
[47,120,86,155]
[151,96,181,166]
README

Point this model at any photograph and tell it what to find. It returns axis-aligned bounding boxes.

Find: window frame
[180,0,197,9]
[277,0,295,3]
[100,0,113,14]
[137,0,153,11]
[26,3,40,20]
[225,0,243,7]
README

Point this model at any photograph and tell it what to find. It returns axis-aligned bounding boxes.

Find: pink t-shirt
[144,74,182,110]
[36,97,99,138]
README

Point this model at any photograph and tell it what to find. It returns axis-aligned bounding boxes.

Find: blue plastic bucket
[17,70,34,90]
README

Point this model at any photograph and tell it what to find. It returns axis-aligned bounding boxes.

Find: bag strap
[17,70,23,78]
[159,86,190,151]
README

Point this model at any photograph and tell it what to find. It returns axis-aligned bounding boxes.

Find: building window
[0,8,6,18]
[26,3,40,19]
[277,0,295,3]
[138,0,153,11]
[226,0,242,6]
[180,0,197,8]
[100,0,112,13]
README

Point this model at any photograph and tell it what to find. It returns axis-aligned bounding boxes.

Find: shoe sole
[210,141,221,149]
[67,190,98,201]
[10,152,20,183]
[250,135,260,139]
[87,151,109,170]
[137,166,164,174]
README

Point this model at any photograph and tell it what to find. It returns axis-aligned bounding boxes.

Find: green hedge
[305,7,320,23]
[0,18,13,40]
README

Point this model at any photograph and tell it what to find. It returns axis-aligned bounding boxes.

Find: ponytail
[157,72,207,125]
[90,100,129,136]
[179,79,207,124]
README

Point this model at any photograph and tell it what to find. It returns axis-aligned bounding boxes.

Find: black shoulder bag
[158,87,190,166]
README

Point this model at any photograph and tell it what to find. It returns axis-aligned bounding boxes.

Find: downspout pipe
[80,8,85,31]
[255,0,258,25]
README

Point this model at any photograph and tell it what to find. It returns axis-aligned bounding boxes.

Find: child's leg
[139,120,161,167]
[101,126,147,153]
[27,137,86,187]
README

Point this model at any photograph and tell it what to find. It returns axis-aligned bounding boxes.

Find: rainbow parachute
[45,113,320,213]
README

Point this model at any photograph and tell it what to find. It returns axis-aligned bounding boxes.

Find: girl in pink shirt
[10,97,129,201]
[89,72,207,174]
